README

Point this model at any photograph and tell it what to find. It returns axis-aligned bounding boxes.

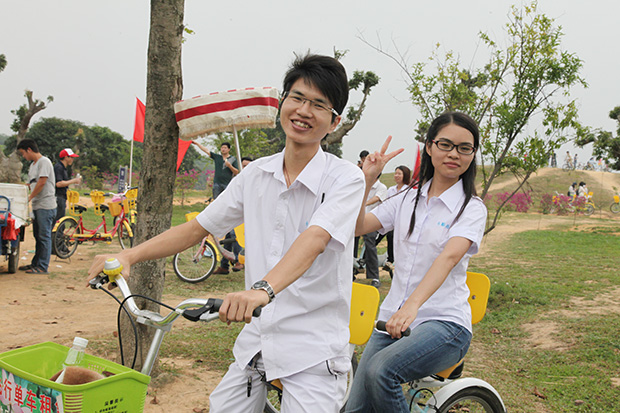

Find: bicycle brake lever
[89,274,109,290]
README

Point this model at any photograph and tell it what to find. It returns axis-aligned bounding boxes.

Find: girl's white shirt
[371,179,487,333]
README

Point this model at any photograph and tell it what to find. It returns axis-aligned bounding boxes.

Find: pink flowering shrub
[486,191,533,213]
[175,169,201,205]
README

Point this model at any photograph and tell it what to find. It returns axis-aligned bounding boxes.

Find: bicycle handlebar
[375,320,411,337]
[89,273,261,325]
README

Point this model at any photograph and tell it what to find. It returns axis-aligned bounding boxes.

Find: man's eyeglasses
[432,139,476,155]
[282,91,339,116]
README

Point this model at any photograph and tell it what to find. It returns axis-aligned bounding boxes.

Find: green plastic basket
[0,341,150,413]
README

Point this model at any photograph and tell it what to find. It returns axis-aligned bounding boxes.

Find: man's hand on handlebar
[87,253,130,288]
[219,289,269,324]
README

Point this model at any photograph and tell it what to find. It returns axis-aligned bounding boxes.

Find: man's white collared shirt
[197,149,365,379]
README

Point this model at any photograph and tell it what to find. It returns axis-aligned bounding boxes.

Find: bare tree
[0,90,53,182]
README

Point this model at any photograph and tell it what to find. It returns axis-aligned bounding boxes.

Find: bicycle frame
[55,208,131,244]
[96,274,215,376]
[90,268,260,377]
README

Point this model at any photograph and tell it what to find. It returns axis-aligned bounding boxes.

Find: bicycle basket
[0,341,150,413]
[108,199,129,217]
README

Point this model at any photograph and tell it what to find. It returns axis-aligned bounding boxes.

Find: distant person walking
[54,148,82,222]
[16,139,56,274]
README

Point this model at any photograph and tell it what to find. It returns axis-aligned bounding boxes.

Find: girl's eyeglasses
[432,139,476,155]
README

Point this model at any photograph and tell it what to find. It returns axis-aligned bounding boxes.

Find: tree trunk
[0,152,23,183]
[120,0,184,375]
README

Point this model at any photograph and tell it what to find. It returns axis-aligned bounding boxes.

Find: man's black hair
[359,150,369,158]
[221,142,232,149]
[241,156,253,162]
[282,53,349,119]
[16,139,39,153]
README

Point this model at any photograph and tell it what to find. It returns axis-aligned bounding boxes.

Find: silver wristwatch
[251,280,275,303]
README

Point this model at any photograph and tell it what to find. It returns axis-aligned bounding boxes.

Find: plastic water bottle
[55,337,88,383]
[63,337,88,368]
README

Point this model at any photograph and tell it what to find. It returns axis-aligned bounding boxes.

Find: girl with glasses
[347,112,487,412]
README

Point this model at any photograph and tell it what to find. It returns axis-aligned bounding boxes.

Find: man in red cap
[54,148,82,222]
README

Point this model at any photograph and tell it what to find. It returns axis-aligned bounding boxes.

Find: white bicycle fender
[429,378,506,411]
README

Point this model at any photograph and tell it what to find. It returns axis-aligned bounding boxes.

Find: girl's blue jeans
[345,320,472,413]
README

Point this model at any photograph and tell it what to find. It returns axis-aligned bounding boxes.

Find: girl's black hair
[396,165,411,186]
[406,111,480,237]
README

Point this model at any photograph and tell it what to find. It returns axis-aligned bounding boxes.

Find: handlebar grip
[182,298,261,322]
[376,320,411,337]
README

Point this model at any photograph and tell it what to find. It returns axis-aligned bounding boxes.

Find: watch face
[253,280,268,289]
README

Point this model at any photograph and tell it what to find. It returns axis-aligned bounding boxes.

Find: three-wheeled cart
[1,183,30,273]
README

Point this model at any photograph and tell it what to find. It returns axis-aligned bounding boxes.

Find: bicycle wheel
[52,217,80,259]
[7,232,20,274]
[584,203,595,216]
[438,386,505,413]
[116,218,134,249]
[264,354,358,413]
[173,242,217,283]
[611,202,620,214]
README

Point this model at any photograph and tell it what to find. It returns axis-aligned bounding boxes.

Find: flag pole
[129,138,134,187]
[232,124,243,171]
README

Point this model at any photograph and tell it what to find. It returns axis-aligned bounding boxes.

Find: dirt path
[0,225,220,412]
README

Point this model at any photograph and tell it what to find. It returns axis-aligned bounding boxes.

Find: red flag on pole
[176,140,192,171]
[133,98,146,143]
[132,97,190,171]
[412,142,422,185]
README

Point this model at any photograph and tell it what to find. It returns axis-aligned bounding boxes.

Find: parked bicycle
[51,188,137,259]
[610,194,620,214]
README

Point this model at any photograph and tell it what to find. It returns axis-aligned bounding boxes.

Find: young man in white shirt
[89,54,365,412]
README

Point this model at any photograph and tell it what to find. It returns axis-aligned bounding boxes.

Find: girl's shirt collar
[420,178,465,213]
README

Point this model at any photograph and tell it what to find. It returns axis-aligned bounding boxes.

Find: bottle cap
[73,337,88,348]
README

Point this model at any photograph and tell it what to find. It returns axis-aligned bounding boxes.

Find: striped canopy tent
[174,87,280,169]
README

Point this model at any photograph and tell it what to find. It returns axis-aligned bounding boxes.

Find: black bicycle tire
[173,242,217,283]
[263,354,358,413]
[52,217,80,259]
[7,232,20,273]
[584,203,595,216]
[611,202,620,214]
[437,386,505,413]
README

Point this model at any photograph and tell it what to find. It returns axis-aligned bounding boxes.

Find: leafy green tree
[575,106,620,170]
[4,117,138,177]
[364,2,587,233]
